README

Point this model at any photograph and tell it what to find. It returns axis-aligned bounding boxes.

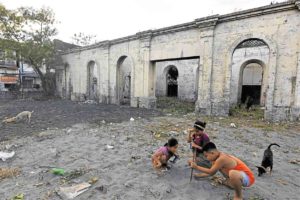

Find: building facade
[55,1,300,121]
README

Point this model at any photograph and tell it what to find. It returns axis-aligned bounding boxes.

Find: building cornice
[61,1,299,55]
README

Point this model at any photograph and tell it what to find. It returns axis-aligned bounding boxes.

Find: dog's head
[256,166,267,176]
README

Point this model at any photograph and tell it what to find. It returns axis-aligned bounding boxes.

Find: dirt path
[0,99,161,140]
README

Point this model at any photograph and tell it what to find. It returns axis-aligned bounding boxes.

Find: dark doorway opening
[240,63,263,105]
[167,66,178,97]
[241,85,261,105]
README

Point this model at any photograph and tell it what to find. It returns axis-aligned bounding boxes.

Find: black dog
[257,143,280,176]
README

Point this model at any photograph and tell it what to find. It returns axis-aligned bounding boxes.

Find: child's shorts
[241,171,250,187]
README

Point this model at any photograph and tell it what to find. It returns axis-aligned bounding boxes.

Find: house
[0,50,18,91]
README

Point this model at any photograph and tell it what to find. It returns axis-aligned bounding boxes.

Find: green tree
[0,4,58,95]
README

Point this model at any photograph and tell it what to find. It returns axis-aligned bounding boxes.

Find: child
[187,120,210,167]
[189,142,255,200]
[152,138,179,170]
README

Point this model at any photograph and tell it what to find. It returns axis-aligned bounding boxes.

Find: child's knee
[229,170,242,182]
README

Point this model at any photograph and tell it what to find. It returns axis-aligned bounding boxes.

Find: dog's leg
[270,165,273,176]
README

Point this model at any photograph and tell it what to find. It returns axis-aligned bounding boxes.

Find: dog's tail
[268,143,280,149]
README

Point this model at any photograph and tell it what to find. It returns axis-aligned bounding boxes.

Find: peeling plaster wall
[155,59,199,101]
[57,2,300,121]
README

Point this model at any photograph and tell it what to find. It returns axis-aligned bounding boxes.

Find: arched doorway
[240,62,263,105]
[166,66,178,97]
[117,56,132,105]
[230,38,269,106]
[87,61,97,100]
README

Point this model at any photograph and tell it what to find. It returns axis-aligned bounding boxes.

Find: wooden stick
[190,149,196,183]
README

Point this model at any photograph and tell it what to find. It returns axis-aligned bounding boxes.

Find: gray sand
[0,116,300,200]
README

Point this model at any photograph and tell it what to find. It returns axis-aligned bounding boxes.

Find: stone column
[291,52,300,120]
[195,16,218,115]
[134,31,156,109]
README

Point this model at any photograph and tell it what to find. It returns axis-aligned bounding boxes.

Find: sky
[1,0,286,43]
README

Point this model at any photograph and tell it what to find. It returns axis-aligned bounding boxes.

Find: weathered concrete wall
[56,1,300,121]
[155,59,199,101]
[230,46,269,106]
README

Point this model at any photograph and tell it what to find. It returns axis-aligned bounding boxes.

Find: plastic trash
[106,145,114,149]
[0,151,15,161]
[130,117,134,121]
[51,168,65,176]
[12,193,24,200]
[59,182,91,199]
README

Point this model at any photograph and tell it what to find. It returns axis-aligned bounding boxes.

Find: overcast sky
[1,0,285,43]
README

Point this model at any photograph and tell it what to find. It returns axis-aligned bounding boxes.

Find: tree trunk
[32,65,56,96]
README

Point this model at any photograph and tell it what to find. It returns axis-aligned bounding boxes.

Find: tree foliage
[0,4,57,95]
[71,32,97,46]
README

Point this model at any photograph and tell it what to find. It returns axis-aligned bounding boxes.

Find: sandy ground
[0,100,300,200]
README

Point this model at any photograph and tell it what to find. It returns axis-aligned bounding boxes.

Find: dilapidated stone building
[55,1,300,121]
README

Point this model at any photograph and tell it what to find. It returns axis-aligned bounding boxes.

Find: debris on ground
[106,145,114,149]
[130,117,135,121]
[11,193,24,200]
[0,151,15,161]
[50,168,65,176]
[289,159,300,165]
[83,100,97,104]
[0,168,20,181]
[63,168,90,182]
[58,182,91,199]
[88,177,99,185]
[95,185,108,194]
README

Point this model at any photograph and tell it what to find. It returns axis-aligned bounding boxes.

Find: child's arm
[194,173,211,178]
[190,157,224,175]
[187,128,195,143]
[152,151,163,168]
[191,142,202,150]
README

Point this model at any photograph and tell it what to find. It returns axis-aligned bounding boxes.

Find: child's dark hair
[164,138,178,147]
[194,120,207,131]
[202,142,217,152]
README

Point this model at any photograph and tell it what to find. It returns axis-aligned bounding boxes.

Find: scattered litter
[66,129,72,134]
[63,168,89,182]
[131,156,141,160]
[50,168,65,176]
[0,168,20,180]
[33,182,44,187]
[0,151,15,161]
[106,145,114,149]
[289,159,300,165]
[11,193,24,200]
[130,117,135,121]
[83,100,96,104]
[58,182,91,199]
[276,179,288,185]
[95,185,108,194]
[230,123,237,128]
[88,177,99,185]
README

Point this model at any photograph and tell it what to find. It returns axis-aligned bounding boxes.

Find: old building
[55,1,300,121]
